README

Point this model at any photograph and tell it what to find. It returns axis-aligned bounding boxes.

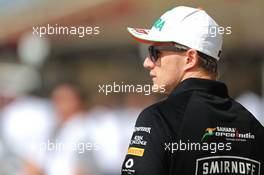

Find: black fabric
[121,78,264,175]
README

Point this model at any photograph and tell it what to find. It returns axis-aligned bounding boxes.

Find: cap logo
[153,18,166,31]
[133,28,149,35]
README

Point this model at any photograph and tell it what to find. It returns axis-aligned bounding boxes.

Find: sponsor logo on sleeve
[195,156,261,175]
[134,127,151,134]
[127,147,145,157]
[130,135,147,146]
[122,158,135,174]
[125,158,134,168]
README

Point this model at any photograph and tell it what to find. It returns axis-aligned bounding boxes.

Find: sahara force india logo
[201,127,255,142]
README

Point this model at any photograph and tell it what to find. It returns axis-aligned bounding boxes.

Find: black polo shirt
[121,78,264,175]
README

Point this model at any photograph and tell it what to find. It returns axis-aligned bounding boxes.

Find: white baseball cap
[127,6,223,60]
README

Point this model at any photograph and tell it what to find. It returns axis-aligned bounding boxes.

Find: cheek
[159,58,184,84]
[163,58,183,74]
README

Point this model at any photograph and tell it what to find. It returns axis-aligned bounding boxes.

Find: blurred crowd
[0,63,263,175]
[0,63,156,175]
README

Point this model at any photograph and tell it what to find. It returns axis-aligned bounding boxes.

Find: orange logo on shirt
[128,147,145,157]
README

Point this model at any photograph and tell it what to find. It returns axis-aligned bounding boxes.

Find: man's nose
[143,57,155,70]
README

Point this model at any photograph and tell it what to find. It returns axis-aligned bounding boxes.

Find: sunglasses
[148,45,189,62]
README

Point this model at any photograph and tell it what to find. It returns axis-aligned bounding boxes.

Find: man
[45,83,92,175]
[121,6,264,175]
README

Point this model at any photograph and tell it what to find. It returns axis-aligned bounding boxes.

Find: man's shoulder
[136,92,193,125]
[137,100,164,123]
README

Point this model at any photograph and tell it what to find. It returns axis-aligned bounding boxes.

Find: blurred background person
[236,91,264,125]
[44,83,98,175]
[0,63,54,175]
[82,93,155,175]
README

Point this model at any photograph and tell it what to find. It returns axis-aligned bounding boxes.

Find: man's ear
[183,49,199,71]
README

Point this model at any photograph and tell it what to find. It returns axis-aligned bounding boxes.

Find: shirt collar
[169,78,229,98]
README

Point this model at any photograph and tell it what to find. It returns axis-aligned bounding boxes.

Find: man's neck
[182,71,216,82]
